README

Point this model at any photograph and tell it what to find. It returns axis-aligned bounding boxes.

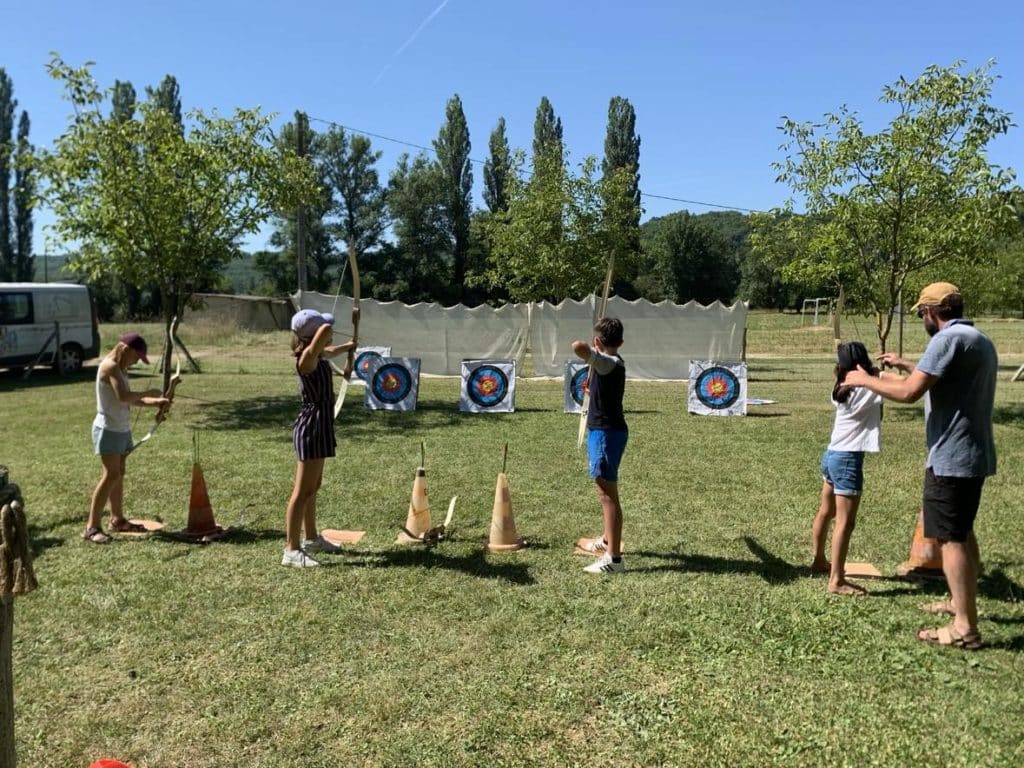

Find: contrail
[371,0,452,87]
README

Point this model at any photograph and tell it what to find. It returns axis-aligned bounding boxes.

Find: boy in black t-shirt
[572,317,628,574]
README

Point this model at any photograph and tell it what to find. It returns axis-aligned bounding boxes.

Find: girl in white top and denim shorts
[811,341,883,595]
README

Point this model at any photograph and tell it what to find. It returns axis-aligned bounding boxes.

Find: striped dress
[293,358,337,460]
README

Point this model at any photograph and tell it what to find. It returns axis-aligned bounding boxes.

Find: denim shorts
[92,425,133,455]
[820,449,864,496]
[588,428,628,483]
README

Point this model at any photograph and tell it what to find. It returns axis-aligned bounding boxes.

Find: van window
[0,293,32,324]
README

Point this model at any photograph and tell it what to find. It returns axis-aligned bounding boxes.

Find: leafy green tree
[483,151,639,302]
[268,118,337,293]
[433,94,473,301]
[757,60,1020,350]
[639,212,740,304]
[111,80,136,122]
[483,117,511,214]
[602,96,641,264]
[146,74,182,127]
[0,69,14,279]
[532,97,563,167]
[320,124,387,283]
[13,110,33,281]
[385,153,451,302]
[42,56,319,378]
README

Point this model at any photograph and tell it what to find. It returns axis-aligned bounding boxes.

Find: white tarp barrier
[530,297,747,379]
[459,359,517,413]
[293,292,745,380]
[688,360,748,416]
[295,291,529,376]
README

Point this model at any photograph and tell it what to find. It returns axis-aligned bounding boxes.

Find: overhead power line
[306,114,761,214]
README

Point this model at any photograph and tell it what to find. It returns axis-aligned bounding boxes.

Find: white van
[0,283,101,373]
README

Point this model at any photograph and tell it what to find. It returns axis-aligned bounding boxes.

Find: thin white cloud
[371,0,452,87]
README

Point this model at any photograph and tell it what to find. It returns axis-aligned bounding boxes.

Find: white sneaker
[583,536,608,555]
[303,535,342,554]
[281,548,321,568]
[584,554,624,574]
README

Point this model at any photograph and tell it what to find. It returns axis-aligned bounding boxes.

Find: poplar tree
[0,70,13,279]
[433,94,473,300]
[111,80,137,122]
[532,96,563,169]
[13,111,33,280]
[602,96,641,262]
[483,117,511,213]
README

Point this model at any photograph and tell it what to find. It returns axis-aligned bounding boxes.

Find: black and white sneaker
[584,554,624,574]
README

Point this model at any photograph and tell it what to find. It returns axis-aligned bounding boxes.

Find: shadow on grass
[350,545,536,585]
[629,536,804,584]
[993,403,1024,426]
[0,364,98,392]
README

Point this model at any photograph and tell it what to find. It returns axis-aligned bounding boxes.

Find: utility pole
[295,110,308,294]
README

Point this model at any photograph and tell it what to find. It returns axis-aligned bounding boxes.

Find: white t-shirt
[93,364,131,432]
[827,386,882,452]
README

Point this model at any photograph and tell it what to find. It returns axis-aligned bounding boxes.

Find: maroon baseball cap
[119,332,149,364]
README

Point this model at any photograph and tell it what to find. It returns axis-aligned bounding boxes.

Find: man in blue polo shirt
[846,282,996,650]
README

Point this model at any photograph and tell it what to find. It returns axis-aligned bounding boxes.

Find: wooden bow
[131,355,182,453]
[832,284,845,352]
[333,239,361,419]
[577,255,615,451]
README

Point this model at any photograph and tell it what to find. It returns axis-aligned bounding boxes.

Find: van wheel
[56,343,84,375]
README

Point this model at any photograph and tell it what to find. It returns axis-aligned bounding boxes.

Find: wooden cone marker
[395,467,432,544]
[895,509,944,580]
[487,472,524,552]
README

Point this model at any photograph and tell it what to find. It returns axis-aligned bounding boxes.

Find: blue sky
[4,0,1023,253]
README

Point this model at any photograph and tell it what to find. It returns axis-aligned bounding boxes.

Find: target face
[371,363,414,404]
[355,350,384,381]
[467,365,510,408]
[695,366,741,409]
[571,367,589,406]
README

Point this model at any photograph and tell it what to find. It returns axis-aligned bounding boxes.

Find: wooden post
[0,471,37,768]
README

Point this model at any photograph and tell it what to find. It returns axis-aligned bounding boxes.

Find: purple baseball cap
[119,332,149,363]
[291,309,335,340]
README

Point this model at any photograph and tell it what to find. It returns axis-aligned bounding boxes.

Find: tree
[111,80,136,122]
[433,94,473,301]
[639,212,740,304]
[12,111,33,281]
[146,74,182,128]
[483,151,639,302]
[483,117,511,213]
[757,60,1020,350]
[320,125,387,280]
[385,153,450,302]
[267,118,338,293]
[42,56,319,379]
[532,97,563,167]
[0,69,13,280]
[602,96,641,263]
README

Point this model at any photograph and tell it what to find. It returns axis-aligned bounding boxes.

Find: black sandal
[82,526,113,544]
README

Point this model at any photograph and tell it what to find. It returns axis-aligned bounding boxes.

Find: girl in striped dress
[283,309,357,568]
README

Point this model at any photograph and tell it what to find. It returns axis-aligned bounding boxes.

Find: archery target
[459,360,516,413]
[354,346,391,383]
[564,361,589,413]
[364,357,420,411]
[688,360,747,416]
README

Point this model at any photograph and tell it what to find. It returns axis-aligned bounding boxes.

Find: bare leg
[285,458,324,551]
[595,478,622,558]
[89,453,124,530]
[811,481,835,574]
[108,454,129,526]
[938,537,979,636]
[302,462,325,541]
[829,494,866,595]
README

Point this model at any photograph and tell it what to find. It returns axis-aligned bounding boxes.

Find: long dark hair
[833,341,879,403]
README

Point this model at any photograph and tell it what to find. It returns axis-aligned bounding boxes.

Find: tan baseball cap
[910,282,961,311]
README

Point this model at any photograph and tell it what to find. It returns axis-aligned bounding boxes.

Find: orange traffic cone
[895,509,944,580]
[396,467,432,544]
[184,461,222,537]
[487,472,524,552]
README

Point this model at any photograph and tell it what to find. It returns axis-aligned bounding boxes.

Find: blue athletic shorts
[820,449,864,496]
[92,425,133,455]
[588,428,628,483]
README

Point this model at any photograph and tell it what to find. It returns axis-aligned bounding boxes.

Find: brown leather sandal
[82,526,113,544]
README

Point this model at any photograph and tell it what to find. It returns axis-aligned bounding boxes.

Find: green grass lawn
[3,311,1023,767]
